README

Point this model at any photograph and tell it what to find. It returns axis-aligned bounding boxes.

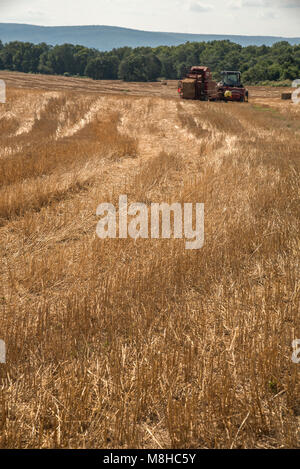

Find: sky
[0,0,300,37]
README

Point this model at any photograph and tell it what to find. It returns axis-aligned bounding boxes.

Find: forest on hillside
[0,39,299,84]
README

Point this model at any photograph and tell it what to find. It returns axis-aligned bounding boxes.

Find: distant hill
[0,23,300,50]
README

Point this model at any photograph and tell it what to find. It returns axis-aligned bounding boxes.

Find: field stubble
[0,79,299,448]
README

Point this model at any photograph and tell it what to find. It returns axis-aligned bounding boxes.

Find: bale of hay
[182,79,196,99]
[161,81,167,86]
[281,92,292,100]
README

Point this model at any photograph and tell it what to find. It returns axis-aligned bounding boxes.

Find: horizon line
[1,22,299,39]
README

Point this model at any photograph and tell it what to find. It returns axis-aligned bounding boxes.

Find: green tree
[38,51,54,74]
[118,53,161,81]
[85,55,119,79]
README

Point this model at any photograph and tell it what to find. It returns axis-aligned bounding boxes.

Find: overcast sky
[0,0,300,37]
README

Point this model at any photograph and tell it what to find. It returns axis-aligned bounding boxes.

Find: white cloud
[259,10,278,19]
[228,0,300,7]
[189,1,213,13]
[282,0,300,7]
[227,0,261,7]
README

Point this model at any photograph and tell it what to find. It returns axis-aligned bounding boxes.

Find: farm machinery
[178,67,248,102]
[177,66,219,101]
[217,71,249,102]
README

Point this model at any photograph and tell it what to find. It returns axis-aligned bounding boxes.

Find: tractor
[217,71,249,102]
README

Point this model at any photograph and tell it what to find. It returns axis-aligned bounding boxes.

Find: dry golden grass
[0,81,299,449]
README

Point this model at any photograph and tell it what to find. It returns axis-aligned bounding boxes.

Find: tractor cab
[220,71,242,88]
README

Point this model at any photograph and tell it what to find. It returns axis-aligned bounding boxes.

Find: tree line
[0,38,299,84]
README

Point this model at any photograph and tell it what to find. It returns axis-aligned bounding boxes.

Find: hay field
[0,73,299,448]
